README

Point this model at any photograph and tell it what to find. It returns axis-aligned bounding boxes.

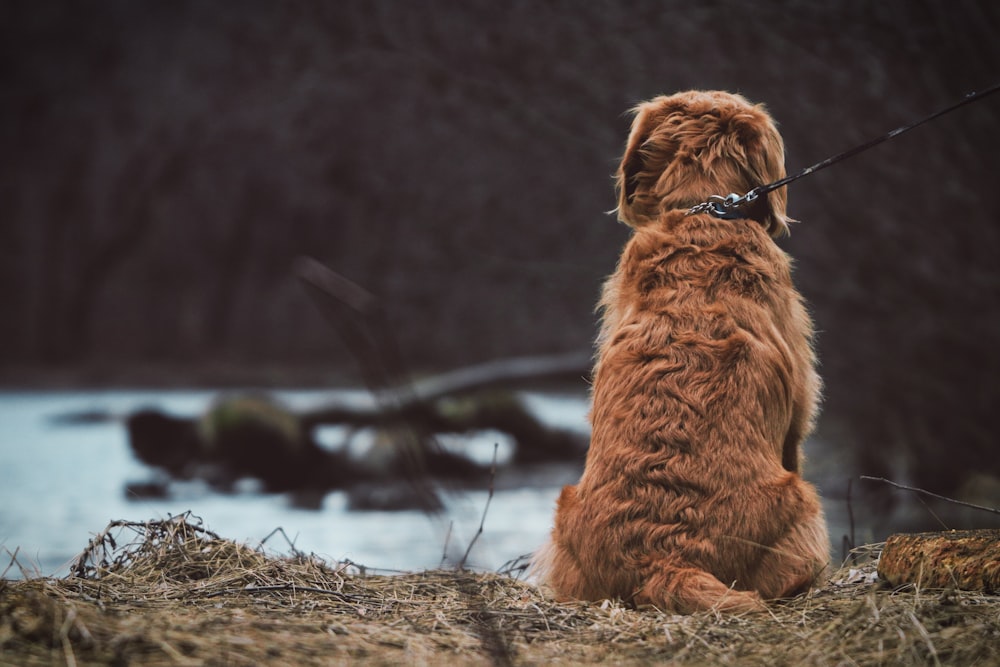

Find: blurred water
[0,389,587,578]
[5,388,949,582]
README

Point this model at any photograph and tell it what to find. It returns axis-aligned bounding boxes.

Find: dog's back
[532,91,829,614]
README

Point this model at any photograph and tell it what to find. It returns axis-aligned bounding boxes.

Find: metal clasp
[686,188,763,219]
[687,193,743,218]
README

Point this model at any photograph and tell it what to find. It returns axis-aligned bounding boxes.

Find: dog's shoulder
[619,212,788,296]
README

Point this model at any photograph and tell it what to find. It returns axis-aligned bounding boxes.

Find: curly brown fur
[532,91,829,614]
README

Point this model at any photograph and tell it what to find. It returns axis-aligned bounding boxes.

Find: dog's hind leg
[750,508,830,600]
[636,560,766,614]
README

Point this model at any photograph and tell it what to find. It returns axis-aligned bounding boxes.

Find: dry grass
[2,513,998,666]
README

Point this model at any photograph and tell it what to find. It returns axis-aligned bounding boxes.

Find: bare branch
[859,476,1000,516]
[458,443,499,570]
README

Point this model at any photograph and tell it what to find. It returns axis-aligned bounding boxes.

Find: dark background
[2,0,999,501]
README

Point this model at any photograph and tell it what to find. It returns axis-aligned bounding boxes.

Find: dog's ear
[619,139,645,210]
[740,107,795,238]
[616,103,655,227]
[615,98,682,227]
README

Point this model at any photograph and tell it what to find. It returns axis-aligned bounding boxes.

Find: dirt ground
[2,515,998,666]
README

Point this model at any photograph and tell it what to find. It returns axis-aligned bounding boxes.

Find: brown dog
[531,91,829,613]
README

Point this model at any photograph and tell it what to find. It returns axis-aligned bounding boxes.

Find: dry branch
[294,256,588,468]
[860,476,1000,516]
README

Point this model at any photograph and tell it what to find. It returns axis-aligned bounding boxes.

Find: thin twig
[258,527,306,559]
[842,478,856,565]
[909,611,942,667]
[458,443,499,570]
[915,494,950,530]
[1,547,20,580]
[847,478,856,550]
[859,476,1000,515]
[295,255,444,514]
[200,584,367,603]
[497,553,533,579]
[59,607,79,667]
[440,520,454,568]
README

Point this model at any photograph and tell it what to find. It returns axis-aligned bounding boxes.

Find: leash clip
[687,193,744,219]
[687,187,764,219]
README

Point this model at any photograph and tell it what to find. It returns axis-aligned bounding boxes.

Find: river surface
[2,388,933,581]
[0,389,591,578]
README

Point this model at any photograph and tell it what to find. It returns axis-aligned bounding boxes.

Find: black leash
[687,81,1000,219]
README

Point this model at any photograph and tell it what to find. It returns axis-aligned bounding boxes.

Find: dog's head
[615,90,792,237]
